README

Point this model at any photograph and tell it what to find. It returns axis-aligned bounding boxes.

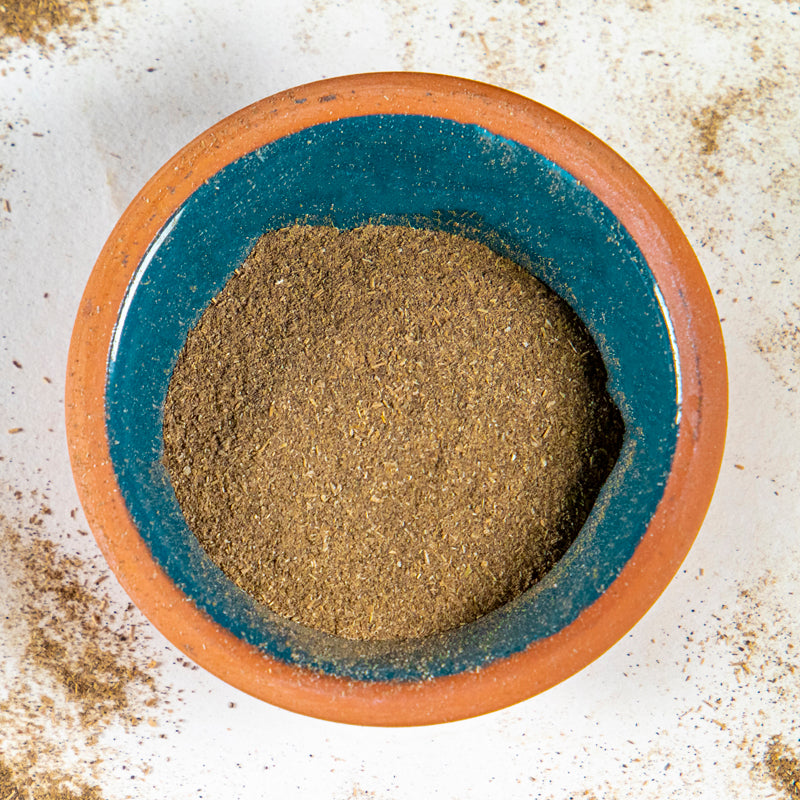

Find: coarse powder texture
[163,224,623,640]
[765,737,800,800]
[0,503,165,798]
[0,0,97,46]
[0,755,102,800]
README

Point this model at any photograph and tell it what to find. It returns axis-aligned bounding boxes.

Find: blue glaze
[106,115,679,681]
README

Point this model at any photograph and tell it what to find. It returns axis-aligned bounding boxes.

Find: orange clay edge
[65,73,727,726]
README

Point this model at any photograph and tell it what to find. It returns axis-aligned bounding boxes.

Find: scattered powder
[754,300,800,392]
[764,737,800,800]
[20,541,156,728]
[0,501,164,798]
[163,224,623,641]
[0,755,103,800]
[0,0,97,48]
[691,87,750,157]
[689,76,780,178]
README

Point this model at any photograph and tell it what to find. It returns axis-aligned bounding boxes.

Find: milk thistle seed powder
[163,224,623,641]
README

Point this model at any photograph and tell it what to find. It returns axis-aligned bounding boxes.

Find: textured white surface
[1,2,798,798]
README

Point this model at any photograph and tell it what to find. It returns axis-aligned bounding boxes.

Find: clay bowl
[66,73,727,726]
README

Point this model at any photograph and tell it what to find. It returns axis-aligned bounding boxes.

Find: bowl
[65,72,727,725]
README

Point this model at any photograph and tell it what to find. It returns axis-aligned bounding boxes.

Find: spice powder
[163,224,623,641]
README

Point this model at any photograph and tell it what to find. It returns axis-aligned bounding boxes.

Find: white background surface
[1,1,798,798]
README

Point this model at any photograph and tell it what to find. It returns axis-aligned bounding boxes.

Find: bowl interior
[106,113,679,681]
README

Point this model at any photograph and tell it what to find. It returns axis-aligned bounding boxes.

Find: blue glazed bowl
[67,73,726,725]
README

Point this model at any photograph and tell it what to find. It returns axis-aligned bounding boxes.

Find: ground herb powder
[163,224,623,641]
[0,0,97,47]
[0,510,164,798]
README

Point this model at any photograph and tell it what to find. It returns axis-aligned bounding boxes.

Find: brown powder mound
[163,224,623,640]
